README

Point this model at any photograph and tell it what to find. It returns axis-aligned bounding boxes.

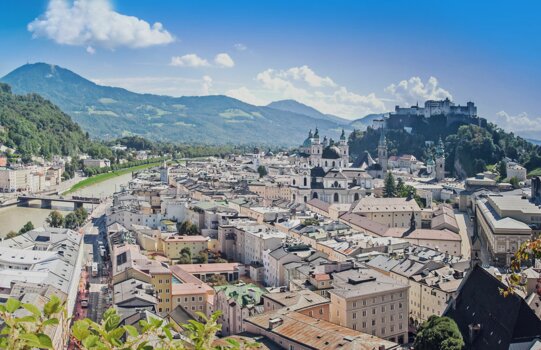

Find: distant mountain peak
[267,99,349,125]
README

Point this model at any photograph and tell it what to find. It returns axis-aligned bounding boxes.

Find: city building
[328,268,409,344]
[245,309,399,350]
[111,244,172,314]
[214,283,266,336]
[475,194,538,265]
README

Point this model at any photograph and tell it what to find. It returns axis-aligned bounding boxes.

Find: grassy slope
[528,168,541,178]
[63,162,162,195]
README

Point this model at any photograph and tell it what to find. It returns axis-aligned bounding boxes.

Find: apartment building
[162,235,209,260]
[214,283,267,336]
[245,309,398,350]
[475,194,538,265]
[262,289,330,321]
[350,197,422,229]
[366,251,467,326]
[169,265,214,318]
[328,268,409,344]
[218,221,286,265]
[112,244,172,314]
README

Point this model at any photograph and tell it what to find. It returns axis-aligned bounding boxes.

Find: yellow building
[112,244,172,314]
[162,235,210,260]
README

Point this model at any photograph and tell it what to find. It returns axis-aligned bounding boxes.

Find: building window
[353,312,357,319]
[352,323,357,330]
[371,320,376,326]
[334,193,339,202]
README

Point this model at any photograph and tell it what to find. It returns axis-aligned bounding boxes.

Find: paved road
[79,198,112,322]
[454,211,472,259]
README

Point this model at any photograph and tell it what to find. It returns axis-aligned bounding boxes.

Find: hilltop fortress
[385,98,482,129]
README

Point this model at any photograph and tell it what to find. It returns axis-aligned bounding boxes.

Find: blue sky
[1,0,540,138]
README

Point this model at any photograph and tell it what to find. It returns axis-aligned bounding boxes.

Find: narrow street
[74,198,112,323]
[454,211,472,260]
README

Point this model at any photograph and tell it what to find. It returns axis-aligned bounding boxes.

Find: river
[0,172,133,237]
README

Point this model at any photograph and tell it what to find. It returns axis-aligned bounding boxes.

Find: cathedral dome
[302,137,312,147]
[322,145,341,159]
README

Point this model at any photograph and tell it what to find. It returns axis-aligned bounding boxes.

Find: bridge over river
[17,195,101,209]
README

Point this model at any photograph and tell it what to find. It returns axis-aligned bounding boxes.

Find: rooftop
[245,310,397,350]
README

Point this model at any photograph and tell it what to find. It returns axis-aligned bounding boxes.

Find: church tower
[378,128,388,174]
[160,160,169,185]
[339,129,349,166]
[435,138,445,181]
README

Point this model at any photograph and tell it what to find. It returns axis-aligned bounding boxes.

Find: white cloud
[170,54,210,67]
[214,53,235,68]
[385,76,452,105]
[28,0,174,50]
[234,43,247,51]
[170,52,235,69]
[240,65,386,118]
[201,75,213,95]
[226,87,266,106]
[279,65,337,88]
[86,46,95,54]
[493,111,541,138]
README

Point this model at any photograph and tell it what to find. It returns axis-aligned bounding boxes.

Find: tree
[195,250,209,264]
[5,231,17,239]
[63,213,79,229]
[396,177,405,195]
[257,165,267,178]
[46,211,63,228]
[498,160,507,180]
[208,274,228,286]
[74,207,88,226]
[178,247,192,264]
[18,221,34,235]
[383,172,397,198]
[0,295,65,349]
[502,237,541,298]
[177,221,199,235]
[302,218,319,226]
[414,315,464,350]
[0,295,254,350]
[509,176,520,189]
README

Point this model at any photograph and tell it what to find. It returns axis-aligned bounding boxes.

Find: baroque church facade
[290,129,374,205]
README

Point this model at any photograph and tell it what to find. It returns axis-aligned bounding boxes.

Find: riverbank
[63,161,163,195]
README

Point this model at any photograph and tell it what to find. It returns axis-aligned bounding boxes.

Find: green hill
[1,63,345,145]
[0,83,99,161]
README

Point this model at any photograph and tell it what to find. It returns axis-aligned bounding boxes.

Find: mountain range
[1,63,372,146]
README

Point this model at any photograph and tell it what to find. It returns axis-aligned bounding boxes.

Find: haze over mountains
[1,63,381,146]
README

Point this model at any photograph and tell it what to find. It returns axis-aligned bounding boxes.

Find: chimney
[269,318,283,330]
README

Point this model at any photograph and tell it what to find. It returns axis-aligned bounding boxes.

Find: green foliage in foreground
[0,295,65,350]
[0,296,258,350]
[414,315,464,350]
